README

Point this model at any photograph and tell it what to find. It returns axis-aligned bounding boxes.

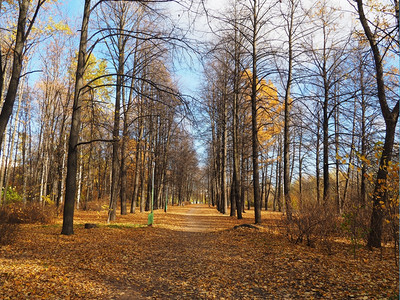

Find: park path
[115,205,224,299]
[116,204,255,299]
[179,205,235,232]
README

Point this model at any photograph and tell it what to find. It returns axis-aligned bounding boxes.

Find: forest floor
[0,204,398,299]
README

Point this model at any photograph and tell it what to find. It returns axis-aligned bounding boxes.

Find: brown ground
[0,204,398,299]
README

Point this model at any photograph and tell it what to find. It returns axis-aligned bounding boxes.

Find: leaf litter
[0,204,398,299]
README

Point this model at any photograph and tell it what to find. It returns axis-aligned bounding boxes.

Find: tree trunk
[131,124,143,213]
[277,143,282,212]
[108,34,124,222]
[334,89,340,214]
[251,0,261,224]
[61,0,91,235]
[322,67,330,206]
[360,71,367,207]
[232,1,242,219]
[298,119,303,210]
[120,117,128,215]
[283,8,293,220]
[222,92,228,214]
[76,158,83,210]
[356,0,400,248]
[316,110,321,204]
[0,0,30,149]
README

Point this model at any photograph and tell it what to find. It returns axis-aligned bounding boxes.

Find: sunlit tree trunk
[356,0,400,248]
[316,109,321,204]
[108,32,125,222]
[131,120,143,213]
[283,0,295,221]
[62,0,91,235]
[0,0,45,149]
[76,158,83,210]
[3,81,23,204]
[251,0,261,223]
[334,88,340,214]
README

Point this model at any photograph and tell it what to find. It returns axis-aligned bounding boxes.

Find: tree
[355,0,399,248]
[61,0,91,235]
[276,0,304,220]
[249,0,262,224]
[0,0,46,150]
[301,0,350,206]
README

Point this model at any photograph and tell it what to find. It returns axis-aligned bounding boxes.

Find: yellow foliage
[240,69,284,149]
[45,17,73,35]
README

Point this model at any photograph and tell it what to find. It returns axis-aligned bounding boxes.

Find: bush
[83,197,108,211]
[6,202,55,224]
[1,186,22,205]
[341,203,370,258]
[0,202,55,246]
[0,208,19,246]
[283,201,339,253]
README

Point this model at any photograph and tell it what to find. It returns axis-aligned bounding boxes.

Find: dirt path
[116,205,255,299]
[180,205,232,232]
[181,207,214,232]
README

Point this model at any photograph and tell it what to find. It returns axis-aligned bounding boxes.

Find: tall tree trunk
[359,57,367,207]
[322,68,330,206]
[21,131,27,204]
[334,89,340,214]
[265,163,273,211]
[241,145,246,213]
[221,92,228,214]
[283,2,294,220]
[76,158,83,209]
[0,0,42,149]
[277,142,282,212]
[251,0,261,223]
[356,0,400,248]
[298,123,303,210]
[140,150,146,212]
[232,3,242,219]
[120,113,128,215]
[316,110,321,204]
[108,36,124,222]
[61,0,91,235]
[131,123,143,213]
[3,82,23,203]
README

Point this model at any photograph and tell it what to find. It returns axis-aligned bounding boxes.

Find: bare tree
[0,0,46,150]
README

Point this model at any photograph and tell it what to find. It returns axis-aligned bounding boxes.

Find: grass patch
[41,224,62,228]
[102,223,147,229]
[40,223,147,230]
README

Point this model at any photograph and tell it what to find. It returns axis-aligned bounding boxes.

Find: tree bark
[0,0,40,149]
[316,110,321,204]
[283,0,294,220]
[251,0,261,224]
[108,32,125,222]
[62,0,91,235]
[356,0,400,248]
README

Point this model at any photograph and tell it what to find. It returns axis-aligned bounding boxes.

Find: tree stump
[84,223,98,229]
[233,224,259,230]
